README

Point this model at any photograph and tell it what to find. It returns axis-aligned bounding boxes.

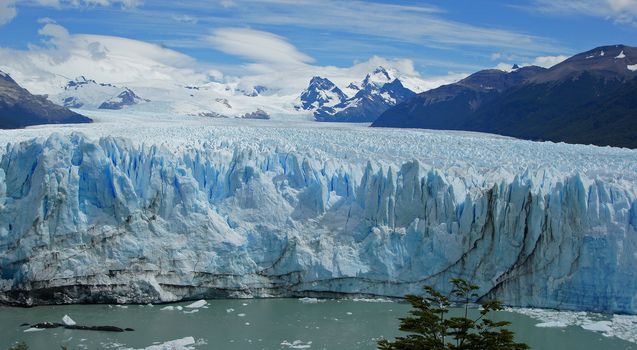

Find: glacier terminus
[0,114,636,314]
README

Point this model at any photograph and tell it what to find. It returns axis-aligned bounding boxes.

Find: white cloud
[207,27,314,66]
[0,22,464,100]
[531,55,569,68]
[494,62,516,72]
[493,54,569,71]
[530,0,637,26]
[0,21,214,94]
[0,0,17,25]
[227,54,460,95]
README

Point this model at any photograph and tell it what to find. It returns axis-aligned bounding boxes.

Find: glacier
[0,114,636,313]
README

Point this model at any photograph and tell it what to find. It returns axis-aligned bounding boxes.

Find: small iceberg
[185,300,207,309]
[298,297,320,304]
[62,315,76,326]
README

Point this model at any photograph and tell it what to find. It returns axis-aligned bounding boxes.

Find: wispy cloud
[207,27,314,66]
[526,0,637,26]
[157,0,559,53]
[0,0,17,25]
[26,0,141,9]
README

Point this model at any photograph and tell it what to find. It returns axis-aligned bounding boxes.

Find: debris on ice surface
[0,113,637,315]
[63,315,76,326]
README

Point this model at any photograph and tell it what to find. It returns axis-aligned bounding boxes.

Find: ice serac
[0,133,636,313]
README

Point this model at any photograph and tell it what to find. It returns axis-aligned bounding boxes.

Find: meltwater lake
[1,298,636,350]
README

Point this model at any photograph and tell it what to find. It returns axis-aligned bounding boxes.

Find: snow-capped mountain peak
[361,66,395,88]
[64,76,96,90]
[305,67,415,123]
[297,76,348,111]
[98,88,149,110]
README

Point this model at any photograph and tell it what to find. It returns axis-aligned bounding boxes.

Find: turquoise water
[0,299,634,350]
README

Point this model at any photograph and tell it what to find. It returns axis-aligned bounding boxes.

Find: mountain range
[0,70,91,129]
[1,44,636,148]
[57,76,149,110]
[297,67,416,122]
[373,44,637,148]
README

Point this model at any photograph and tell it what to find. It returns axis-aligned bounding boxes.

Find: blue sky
[1,0,637,86]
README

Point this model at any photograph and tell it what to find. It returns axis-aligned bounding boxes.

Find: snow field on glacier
[0,110,636,314]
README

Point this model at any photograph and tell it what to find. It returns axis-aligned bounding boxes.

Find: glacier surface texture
[0,118,636,313]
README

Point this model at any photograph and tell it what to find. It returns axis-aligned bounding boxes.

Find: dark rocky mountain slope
[373,45,637,148]
[0,70,91,129]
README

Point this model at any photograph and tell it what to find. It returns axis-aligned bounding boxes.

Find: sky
[0,0,636,93]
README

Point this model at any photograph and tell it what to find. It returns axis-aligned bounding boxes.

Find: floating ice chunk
[185,300,207,309]
[237,313,246,317]
[581,321,612,333]
[160,306,175,311]
[298,297,320,304]
[535,321,567,328]
[281,340,312,349]
[226,308,235,313]
[24,328,46,332]
[183,309,199,314]
[352,298,393,303]
[176,306,183,311]
[244,322,250,326]
[63,314,76,326]
[131,337,197,350]
[346,312,353,315]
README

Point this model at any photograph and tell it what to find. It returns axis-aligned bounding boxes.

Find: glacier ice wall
[0,133,636,313]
